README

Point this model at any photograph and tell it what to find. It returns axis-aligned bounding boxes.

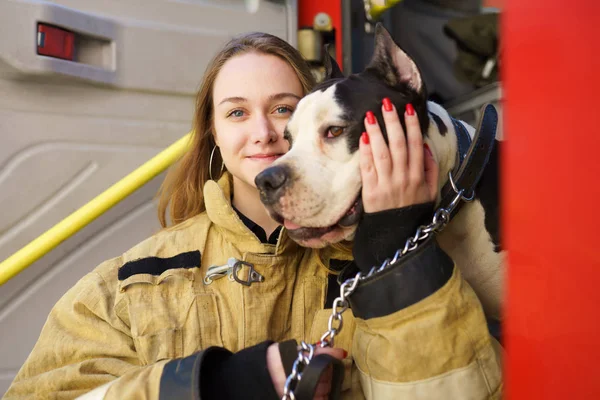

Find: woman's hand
[267,342,346,400]
[360,99,439,213]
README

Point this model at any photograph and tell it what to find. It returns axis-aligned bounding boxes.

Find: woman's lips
[247,154,282,162]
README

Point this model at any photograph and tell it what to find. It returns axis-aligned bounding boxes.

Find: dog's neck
[424,102,463,200]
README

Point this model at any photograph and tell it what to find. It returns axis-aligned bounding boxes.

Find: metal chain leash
[281,172,474,400]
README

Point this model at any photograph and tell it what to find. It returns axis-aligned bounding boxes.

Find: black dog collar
[451,116,473,169]
[439,104,499,219]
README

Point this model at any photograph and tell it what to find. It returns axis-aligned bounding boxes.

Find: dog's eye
[326,126,345,138]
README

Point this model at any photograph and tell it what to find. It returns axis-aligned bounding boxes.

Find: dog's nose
[255,165,290,204]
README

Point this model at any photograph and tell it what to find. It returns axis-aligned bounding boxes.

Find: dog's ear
[367,23,423,93]
[323,45,344,80]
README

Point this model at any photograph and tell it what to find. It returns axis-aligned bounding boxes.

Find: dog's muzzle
[255,165,291,205]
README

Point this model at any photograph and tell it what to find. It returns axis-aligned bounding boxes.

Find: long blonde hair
[157,32,316,228]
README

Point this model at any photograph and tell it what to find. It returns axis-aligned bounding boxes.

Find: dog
[255,24,503,320]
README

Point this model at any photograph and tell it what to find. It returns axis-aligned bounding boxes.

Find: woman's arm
[349,100,502,399]
[4,262,172,400]
[4,258,339,400]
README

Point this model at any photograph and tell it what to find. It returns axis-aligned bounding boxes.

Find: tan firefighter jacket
[4,173,502,400]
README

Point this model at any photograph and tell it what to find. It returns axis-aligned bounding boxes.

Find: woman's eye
[228,109,245,118]
[274,106,293,114]
[326,126,345,138]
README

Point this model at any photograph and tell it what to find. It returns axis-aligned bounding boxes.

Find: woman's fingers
[359,130,378,204]
[314,346,346,359]
[405,104,425,182]
[312,347,347,400]
[360,99,438,212]
[364,111,392,179]
[268,343,347,400]
[381,98,407,169]
[313,366,333,397]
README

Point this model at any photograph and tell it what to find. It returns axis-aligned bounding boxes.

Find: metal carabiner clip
[203,257,237,285]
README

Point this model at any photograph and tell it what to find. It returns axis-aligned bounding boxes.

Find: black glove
[200,341,279,400]
[352,202,435,271]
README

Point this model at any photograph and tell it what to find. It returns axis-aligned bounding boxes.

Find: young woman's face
[212,52,303,192]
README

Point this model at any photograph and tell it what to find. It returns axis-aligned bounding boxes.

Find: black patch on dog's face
[309,72,428,156]
[305,23,430,154]
[330,73,429,154]
[429,112,448,136]
[476,140,501,252]
[283,127,293,146]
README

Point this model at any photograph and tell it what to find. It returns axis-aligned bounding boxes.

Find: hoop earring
[209,146,225,180]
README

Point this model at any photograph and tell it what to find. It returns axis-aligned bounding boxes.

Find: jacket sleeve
[3,267,170,400]
[349,238,503,399]
[4,263,280,400]
[348,209,503,399]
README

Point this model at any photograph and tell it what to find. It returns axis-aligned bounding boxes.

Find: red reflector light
[37,24,74,61]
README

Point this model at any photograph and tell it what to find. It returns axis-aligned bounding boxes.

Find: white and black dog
[255,24,503,320]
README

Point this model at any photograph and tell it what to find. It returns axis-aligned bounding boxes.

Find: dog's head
[255,24,436,248]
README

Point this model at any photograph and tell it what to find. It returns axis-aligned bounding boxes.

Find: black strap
[279,340,299,378]
[439,104,498,219]
[294,354,345,400]
[451,116,472,168]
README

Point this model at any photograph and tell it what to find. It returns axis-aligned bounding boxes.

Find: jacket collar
[203,173,300,257]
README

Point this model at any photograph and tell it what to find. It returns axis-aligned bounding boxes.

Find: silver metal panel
[0,0,296,394]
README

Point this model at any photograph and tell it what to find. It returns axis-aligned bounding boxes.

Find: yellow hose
[0,132,193,286]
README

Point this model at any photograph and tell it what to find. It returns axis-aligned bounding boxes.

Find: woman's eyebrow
[218,96,246,106]
[218,93,301,106]
[268,92,302,102]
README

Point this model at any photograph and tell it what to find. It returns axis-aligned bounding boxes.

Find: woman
[4,32,501,400]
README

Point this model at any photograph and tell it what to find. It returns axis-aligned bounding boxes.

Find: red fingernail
[382,98,393,112]
[315,341,322,347]
[424,143,433,157]
[406,103,415,116]
[342,350,348,358]
[366,111,376,125]
[361,131,369,144]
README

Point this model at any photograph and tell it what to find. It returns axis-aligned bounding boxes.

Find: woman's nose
[251,114,278,143]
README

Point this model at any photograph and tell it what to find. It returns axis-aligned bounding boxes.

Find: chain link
[281,172,473,400]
